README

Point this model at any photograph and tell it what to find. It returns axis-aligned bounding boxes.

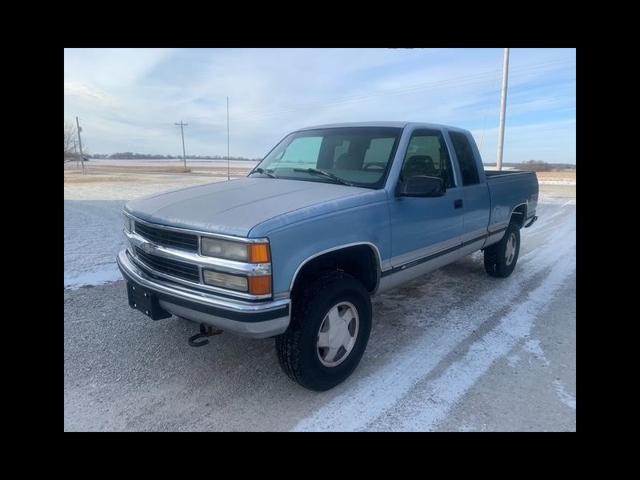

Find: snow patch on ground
[553,380,576,410]
[65,266,123,291]
[506,354,521,368]
[457,423,477,432]
[64,200,127,290]
[523,339,550,367]
[377,254,574,432]
[538,180,576,186]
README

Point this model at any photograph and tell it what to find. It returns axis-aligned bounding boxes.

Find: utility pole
[175,121,188,172]
[496,48,510,171]
[76,116,85,175]
[226,96,230,181]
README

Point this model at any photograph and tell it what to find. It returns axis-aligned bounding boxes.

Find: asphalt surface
[64,188,576,431]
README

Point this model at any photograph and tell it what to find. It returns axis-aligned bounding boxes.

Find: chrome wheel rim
[316,301,359,367]
[505,232,517,266]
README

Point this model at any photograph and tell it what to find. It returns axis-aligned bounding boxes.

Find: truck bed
[485,170,538,232]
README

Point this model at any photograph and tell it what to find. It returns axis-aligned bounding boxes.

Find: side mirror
[397,175,446,197]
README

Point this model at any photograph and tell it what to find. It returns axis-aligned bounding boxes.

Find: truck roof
[296,121,468,133]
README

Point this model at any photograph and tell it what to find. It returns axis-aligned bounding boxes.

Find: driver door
[388,129,464,266]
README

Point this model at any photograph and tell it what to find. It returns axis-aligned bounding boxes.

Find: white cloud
[63,48,576,163]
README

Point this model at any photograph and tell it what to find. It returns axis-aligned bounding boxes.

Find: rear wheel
[484,222,520,278]
[275,271,372,391]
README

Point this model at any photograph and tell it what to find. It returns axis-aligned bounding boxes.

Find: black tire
[484,222,521,278]
[275,271,372,391]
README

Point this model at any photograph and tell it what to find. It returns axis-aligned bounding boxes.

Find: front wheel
[275,271,372,391]
[484,222,521,278]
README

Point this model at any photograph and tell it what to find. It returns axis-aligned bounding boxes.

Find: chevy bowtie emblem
[142,243,154,254]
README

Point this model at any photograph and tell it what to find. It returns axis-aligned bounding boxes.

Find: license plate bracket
[127,282,172,320]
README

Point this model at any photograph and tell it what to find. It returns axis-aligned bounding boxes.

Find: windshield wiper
[293,168,354,186]
[250,167,277,178]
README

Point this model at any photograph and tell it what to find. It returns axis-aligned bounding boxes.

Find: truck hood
[125,177,371,237]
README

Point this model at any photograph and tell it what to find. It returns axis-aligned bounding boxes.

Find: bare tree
[64,121,77,162]
[64,120,90,163]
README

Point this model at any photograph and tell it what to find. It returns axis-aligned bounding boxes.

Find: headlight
[203,270,248,292]
[123,213,132,233]
[201,237,248,261]
[201,237,270,263]
[202,270,272,295]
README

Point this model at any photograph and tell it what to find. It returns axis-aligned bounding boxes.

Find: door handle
[454,199,463,209]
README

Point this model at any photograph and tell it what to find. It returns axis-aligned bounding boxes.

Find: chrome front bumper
[116,250,290,338]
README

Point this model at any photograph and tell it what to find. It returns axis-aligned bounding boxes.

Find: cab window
[400,129,455,188]
[449,130,480,186]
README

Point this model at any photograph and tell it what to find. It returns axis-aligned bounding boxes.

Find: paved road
[64,194,576,431]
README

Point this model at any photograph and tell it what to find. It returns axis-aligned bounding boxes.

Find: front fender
[251,194,391,296]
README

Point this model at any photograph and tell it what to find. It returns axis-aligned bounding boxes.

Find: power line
[148,57,575,133]
[229,57,576,122]
[174,121,188,172]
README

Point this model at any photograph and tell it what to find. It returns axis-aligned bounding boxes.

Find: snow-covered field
[64,172,575,431]
[85,158,259,169]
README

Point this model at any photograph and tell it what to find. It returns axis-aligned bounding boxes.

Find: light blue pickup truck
[117,122,538,390]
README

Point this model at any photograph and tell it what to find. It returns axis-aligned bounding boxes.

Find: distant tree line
[485,160,576,171]
[89,152,261,161]
[513,160,576,172]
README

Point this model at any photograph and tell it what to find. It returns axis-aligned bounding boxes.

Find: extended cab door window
[448,131,479,186]
[448,130,490,243]
[400,130,455,188]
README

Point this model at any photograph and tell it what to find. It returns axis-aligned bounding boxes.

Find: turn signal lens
[248,243,271,263]
[248,275,272,295]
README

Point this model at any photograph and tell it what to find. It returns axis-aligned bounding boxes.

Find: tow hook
[188,323,223,347]
[524,215,538,228]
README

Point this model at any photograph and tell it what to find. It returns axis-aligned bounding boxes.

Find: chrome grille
[134,247,200,282]
[134,221,198,252]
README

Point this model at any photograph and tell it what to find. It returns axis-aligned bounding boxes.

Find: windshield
[251,127,402,188]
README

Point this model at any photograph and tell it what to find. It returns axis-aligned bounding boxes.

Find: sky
[64,48,576,164]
